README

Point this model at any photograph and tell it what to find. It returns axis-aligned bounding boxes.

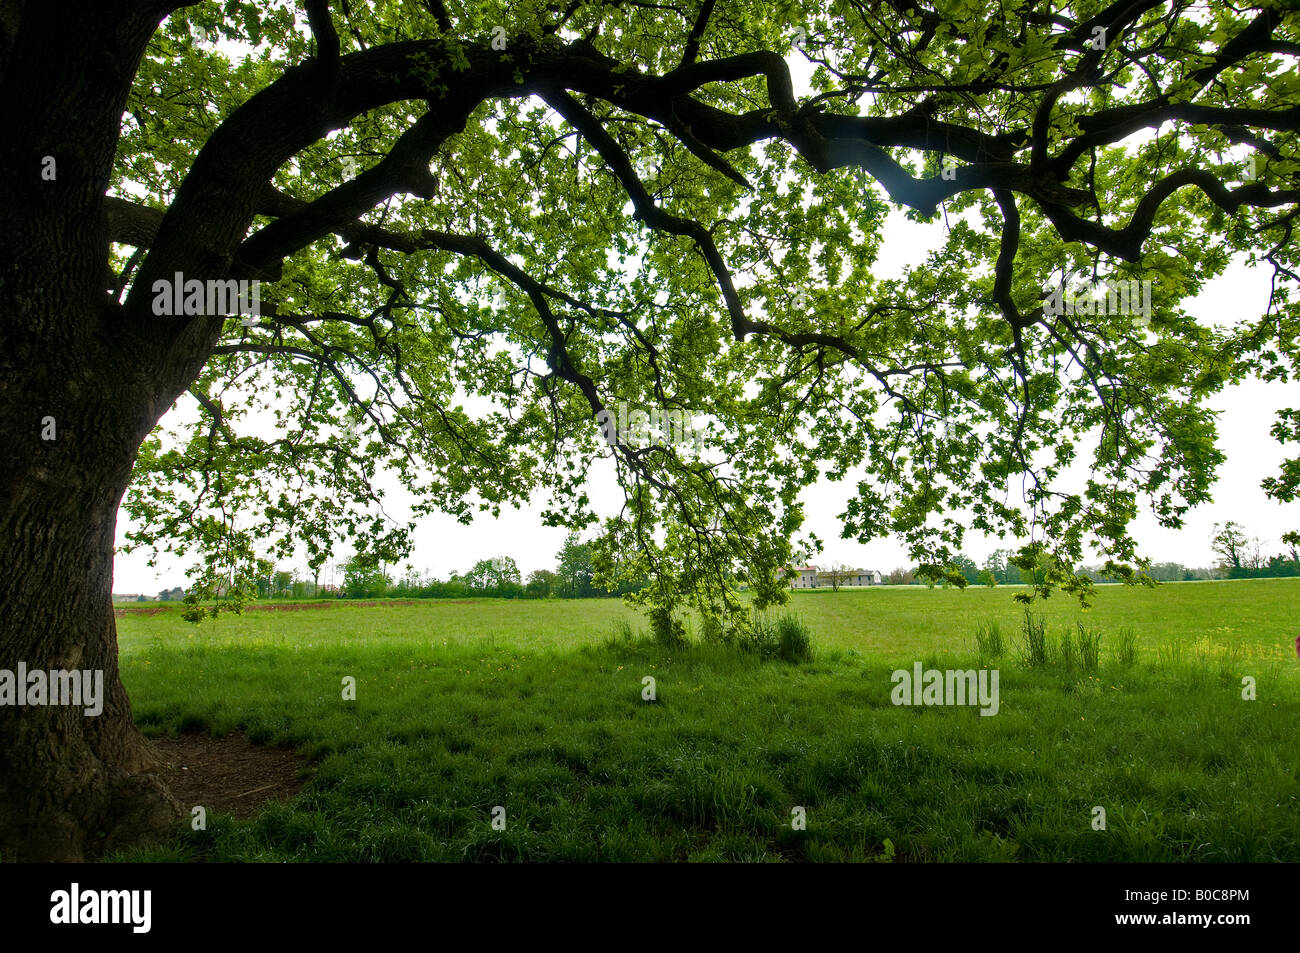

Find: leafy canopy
[110,0,1300,624]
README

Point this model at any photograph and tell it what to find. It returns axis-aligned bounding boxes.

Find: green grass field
[112,579,1300,861]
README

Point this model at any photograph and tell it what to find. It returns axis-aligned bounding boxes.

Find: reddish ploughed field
[115,599,427,617]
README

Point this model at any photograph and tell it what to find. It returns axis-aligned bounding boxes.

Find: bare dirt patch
[148,732,309,818]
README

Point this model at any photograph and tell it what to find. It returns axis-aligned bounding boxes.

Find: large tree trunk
[0,510,181,862]
[0,254,189,858]
[0,2,188,861]
[0,353,183,861]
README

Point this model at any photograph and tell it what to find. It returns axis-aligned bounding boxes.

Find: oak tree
[2,0,1298,859]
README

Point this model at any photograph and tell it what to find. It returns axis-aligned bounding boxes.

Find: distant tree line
[245,533,646,601]
[885,550,1053,588]
[881,526,1300,587]
[164,524,1300,602]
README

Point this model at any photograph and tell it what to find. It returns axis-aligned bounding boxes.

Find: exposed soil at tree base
[148,732,309,818]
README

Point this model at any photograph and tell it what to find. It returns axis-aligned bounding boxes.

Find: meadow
[112,579,1300,861]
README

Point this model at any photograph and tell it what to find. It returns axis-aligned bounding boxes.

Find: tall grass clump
[1155,638,1185,669]
[609,619,636,645]
[1112,627,1137,667]
[738,612,779,660]
[1058,624,1078,670]
[732,610,813,662]
[1076,622,1102,673]
[649,607,688,649]
[974,621,1006,661]
[775,614,814,663]
[1018,609,1050,667]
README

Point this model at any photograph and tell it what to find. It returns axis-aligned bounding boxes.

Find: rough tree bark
[0,396,182,861]
[0,1,186,861]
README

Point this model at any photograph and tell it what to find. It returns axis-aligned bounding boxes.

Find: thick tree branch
[304,0,341,80]
[679,0,716,68]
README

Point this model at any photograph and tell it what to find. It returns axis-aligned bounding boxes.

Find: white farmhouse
[785,566,882,588]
